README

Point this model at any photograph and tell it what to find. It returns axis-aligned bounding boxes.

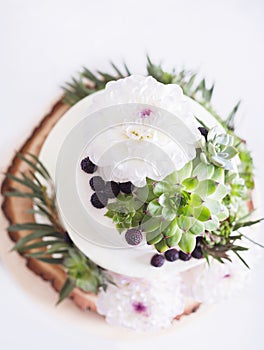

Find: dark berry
[104,181,120,198]
[89,176,105,191]
[179,251,192,261]
[90,192,108,209]
[63,231,73,245]
[125,228,143,246]
[191,246,203,259]
[151,254,165,267]
[81,157,97,174]
[198,127,208,141]
[164,248,179,262]
[119,181,134,194]
[196,236,203,244]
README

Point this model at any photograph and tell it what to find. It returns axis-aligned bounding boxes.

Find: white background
[1,0,264,349]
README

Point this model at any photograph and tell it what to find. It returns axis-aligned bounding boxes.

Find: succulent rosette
[200,126,238,170]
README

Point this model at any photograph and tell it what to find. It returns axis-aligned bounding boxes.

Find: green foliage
[105,158,233,254]
[62,62,131,105]
[237,143,255,190]
[146,56,215,109]
[5,153,111,303]
[199,128,238,170]
[105,194,145,232]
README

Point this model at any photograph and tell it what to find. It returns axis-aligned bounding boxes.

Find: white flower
[185,259,250,304]
[86,75,201,186]
[96,272,184,331]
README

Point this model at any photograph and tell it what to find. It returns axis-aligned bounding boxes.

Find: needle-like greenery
[5,153,110,303]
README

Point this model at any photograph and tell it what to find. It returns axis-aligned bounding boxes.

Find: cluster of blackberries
[150,237,204,267]
[80,157,134,209]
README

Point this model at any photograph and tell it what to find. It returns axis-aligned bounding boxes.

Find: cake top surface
[40,75,242,278]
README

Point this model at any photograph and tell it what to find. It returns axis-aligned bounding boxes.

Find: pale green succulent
[137,161,230,254]
[200,127,238,170]
[64,248,107,293]
[105,194,145,232]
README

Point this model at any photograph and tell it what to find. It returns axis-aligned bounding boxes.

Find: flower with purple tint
[132,302,148,315]
[184,259,250,304]
[140,108,152,118]
[96,271,184,331]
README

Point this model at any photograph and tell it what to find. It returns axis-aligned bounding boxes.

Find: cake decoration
[2,58,263,331]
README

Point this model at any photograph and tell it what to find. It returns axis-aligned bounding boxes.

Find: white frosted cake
[32,69,260,331]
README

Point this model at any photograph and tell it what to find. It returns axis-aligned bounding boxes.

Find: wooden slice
[1,97,199,318]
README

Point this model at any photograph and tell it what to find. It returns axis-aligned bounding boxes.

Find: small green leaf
[210,183,228,200]
[193,163,214,181]
[211,167,225,183]
[178,215,193,231]
[18,240,63,252]
[194,206,211,222]
[166,230,183,247]
[204,215,219,231]
[11,231,62,251]
[176,162,193,183]
[17,153,49,180]
[153,181,170,196]
[36,257,64,264]
[146,230,163,245]
[164,171,178,184]
[189,193,203,207]
[105,210,114,218]
[233,218,264,231]
[8,223,56,232]
[155,238,169,253]
[57,278,76,305]
[162,218,178,237]
[189,220,204,235]
[195,180,217,199]
[141,216,161,233]
[147,200,162,216]
[182,177,199,191]
[178,232,196,253]
[220,146,238,160]
[162,207,176,221]
[225,100,241,131]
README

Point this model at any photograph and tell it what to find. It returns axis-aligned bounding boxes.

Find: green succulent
[64,248,107,293]
[105,193,145,232]
[237,143,255,190]
[137,161,230,254]
[200,127,238,170]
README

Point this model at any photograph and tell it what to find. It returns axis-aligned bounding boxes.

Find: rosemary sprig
[62,62,131,105]
[5,153,110,303]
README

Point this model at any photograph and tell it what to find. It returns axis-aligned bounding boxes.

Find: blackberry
[89,176,105,191]
[63,231,73,245]
[164,248,179,262]
[119,181,134,194]
[179,251,192,261]
[196,236,203,244]
[104,181,120,198]
[198,127,208,141]
[191,246,203,259]
[81,157,97,174]
[90,192,108,209]
[151,254,165,267]
[125,228,143,246]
